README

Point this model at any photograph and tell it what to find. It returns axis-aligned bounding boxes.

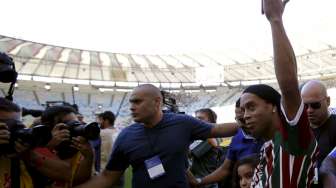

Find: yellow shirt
[0,156,33,188]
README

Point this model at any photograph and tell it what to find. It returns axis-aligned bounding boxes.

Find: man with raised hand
[239,0,319,187]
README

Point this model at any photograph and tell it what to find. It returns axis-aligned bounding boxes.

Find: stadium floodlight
[241,80,260,86]
[115,82,138,87]
[205,89,217,93]
[160,83,170,88]
[227,81,241,86]
[17,75,32,81]
[91,80,115,86]
[63,79,90,85]
[98,88,114,92]
[73,85,79,91]
[170,83,181,88]
[139,82,161,87]
[116,88,133,92]
[33,76,62,83]
[181,83,200,87]
[300,75,320,81]
[201,82,221,87]
[44,83,51,91]
[98,88,105,93]
[220,82,228,87]
[168,89,180,93]
[185,89,201,93]
[260,79,277,84]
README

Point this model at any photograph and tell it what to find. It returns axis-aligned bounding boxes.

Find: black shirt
[312,114,336,167]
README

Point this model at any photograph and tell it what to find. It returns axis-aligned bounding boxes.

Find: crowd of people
[1,0,336,187]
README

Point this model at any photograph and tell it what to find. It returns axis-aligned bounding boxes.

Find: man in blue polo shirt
[75,84,238,188]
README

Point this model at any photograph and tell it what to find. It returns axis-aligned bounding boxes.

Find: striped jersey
[251,102,319,188]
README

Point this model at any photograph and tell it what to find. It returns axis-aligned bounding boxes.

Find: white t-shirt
[100,128,119,169]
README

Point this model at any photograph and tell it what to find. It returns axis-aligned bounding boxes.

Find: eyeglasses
[304,98,326,110]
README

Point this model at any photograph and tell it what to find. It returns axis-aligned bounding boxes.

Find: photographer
[188,108,222,188]
[0,97,32,188]
[25,106,94,188]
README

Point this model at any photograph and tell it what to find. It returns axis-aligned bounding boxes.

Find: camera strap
[10,158,20,188]
[5,81,16,101]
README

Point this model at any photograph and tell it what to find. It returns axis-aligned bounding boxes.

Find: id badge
[145,155,166,180]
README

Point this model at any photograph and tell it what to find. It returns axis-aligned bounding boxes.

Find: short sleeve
[279,100,315,153]
[105,132,129,171]
[280,100,304,126]
[187,116,214,141]
[226,141,237,161]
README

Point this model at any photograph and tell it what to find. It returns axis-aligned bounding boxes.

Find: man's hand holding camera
[71,136,93,158]
[0,123,10,145]
[0,122,30,156]
[47,123,71,149]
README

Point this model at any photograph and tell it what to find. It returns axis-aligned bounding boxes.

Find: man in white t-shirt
[97,111,119,169]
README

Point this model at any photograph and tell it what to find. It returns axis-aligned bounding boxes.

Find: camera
[56,120,100,159]
[161,90,185,114]
[64,120,100,140]
[0,119,51,155]
[0,52,18,101]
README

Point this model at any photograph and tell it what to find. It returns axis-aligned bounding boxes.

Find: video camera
[56,120,100,159]
[0,52,18,101]
[161,90,185,114]
[0,119,50,155]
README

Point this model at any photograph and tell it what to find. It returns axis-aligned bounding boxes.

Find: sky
[1,0,336,56]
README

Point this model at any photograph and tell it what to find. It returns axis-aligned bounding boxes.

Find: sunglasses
[304,98,326,110]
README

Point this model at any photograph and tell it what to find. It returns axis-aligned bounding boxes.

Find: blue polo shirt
[106,113,213,188]
[329,147,336,158]
[226,128,263,161]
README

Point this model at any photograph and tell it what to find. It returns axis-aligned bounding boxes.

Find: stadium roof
[1,0,336,88]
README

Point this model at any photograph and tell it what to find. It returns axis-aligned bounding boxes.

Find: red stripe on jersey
[290,155,304,188]
[281,149,290,187]
[265,144,274,188]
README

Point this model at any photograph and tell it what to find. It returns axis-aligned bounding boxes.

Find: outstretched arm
[188,159,233,186]
[210,122,238,138]
[263,0,301,119]
[74,170,123,188]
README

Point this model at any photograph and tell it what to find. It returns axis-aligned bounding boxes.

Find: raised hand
[262,0,289,22]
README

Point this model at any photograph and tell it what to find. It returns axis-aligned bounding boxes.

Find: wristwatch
[196,178,202,184]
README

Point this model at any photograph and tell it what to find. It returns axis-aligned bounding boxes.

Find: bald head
[301,80,330,127]
[301,80,327,98]
[133,84,163,100]
[130,84,164,125]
